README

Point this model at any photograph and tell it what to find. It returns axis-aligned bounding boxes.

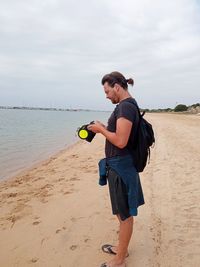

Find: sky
[0,0,199,110]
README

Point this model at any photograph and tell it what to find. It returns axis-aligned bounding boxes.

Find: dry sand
[0,113,199,267]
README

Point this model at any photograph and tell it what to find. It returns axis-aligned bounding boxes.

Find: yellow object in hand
[78,129,88,139]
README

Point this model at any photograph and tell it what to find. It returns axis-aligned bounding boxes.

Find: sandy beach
[0,113,199,267]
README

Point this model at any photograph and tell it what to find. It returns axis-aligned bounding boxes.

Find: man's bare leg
[106,215,134,266]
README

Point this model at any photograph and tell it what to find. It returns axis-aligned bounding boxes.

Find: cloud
[0,0,199,109]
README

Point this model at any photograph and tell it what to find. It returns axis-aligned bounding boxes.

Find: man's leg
[108,215,134,266]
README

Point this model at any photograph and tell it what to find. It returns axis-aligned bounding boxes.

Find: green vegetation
[141,103,199,113]
[141,108,174,113]
[191,103,200,108]
[174,104,188,112]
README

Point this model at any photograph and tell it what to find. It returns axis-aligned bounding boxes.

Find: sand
[0,113,199,267]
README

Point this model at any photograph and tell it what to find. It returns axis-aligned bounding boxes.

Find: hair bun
[126,78,134,86]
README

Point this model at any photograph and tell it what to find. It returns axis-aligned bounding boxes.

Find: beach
[0,113,199,267]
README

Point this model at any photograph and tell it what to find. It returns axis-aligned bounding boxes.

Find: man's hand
[89,118,132,149]
[87,121,105,133]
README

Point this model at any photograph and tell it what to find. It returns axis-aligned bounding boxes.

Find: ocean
[0,109,110,181]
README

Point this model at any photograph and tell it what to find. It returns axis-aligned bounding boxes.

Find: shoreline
[1,112,199,183]
[0,108,110,183]
[0,139,81,183]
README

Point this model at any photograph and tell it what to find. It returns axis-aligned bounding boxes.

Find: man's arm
[87,118,132,149]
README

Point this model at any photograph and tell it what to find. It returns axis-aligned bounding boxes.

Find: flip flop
[101,244,129,257]
[100,262,126,267]
[101,244,117,255]
[100,263,110,267]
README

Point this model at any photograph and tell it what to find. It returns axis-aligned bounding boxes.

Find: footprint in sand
[7,192,18,198]
[55,225,67,234]
[30,257,39,263]
[32,221,41,225]
[70,177,80,181]
[57,177,65,182]
[63,191,72,195]
[33,177,43,182]
[70,245,78,250]
[71,154,79,159]
[40,199,48,204]
[41,184,54,190]
[70,216,84,222]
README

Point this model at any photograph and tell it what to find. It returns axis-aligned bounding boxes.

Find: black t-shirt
[105,97,139,158]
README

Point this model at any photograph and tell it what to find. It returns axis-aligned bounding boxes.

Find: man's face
[103,82,119,104]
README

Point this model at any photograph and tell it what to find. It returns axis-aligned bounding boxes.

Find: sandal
[100,262,126,267]
[101,244,117,255]
[101,244,129,257]
[100,263,110,267]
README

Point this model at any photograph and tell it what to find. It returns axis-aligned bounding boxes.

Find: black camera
[77,121,96,142]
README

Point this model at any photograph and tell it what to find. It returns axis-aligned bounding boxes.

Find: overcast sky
[0,0,199,110]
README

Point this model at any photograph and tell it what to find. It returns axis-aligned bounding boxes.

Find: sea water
[0,109,110,180]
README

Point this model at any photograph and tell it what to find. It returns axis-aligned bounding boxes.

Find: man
[88,71,145,267]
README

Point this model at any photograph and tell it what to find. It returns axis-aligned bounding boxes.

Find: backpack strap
[113,98,145,125]
[124,98,145,119]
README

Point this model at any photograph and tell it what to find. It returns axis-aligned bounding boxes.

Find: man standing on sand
[87,71,145,267]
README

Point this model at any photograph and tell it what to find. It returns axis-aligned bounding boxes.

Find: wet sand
[0,113,199,267]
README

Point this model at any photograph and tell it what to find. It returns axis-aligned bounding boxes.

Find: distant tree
[191,103,200,108]
[174,104,188,112]
[165,108,172,112]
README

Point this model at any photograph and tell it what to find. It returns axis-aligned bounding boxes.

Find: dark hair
[101,71,134,90]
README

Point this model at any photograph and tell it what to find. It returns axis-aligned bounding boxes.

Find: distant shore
[1,103,199,113]
[0,106,110,112]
